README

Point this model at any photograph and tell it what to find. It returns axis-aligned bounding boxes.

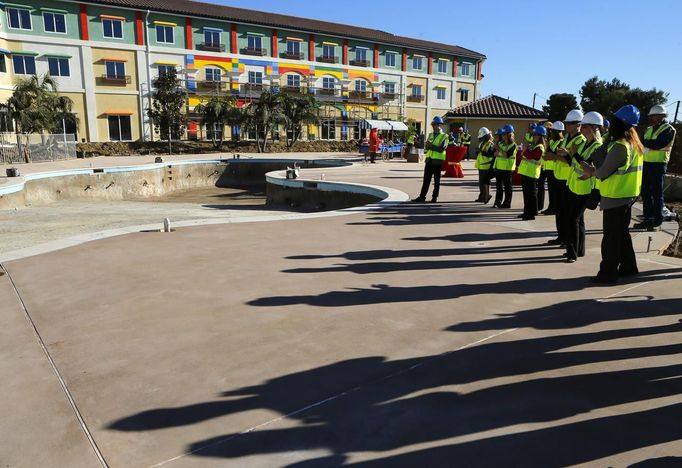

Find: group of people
[412,105,676,284]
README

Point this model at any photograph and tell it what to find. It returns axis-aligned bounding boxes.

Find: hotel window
[204,29,220,47]
[43,11,66,33]
[322,76,335,90]
[7,7,32,30]
[412,56,423,70]
[460,89,469,101]
[108,115,132,141]
[205,67,221,82]
[48,57,70,77]
[322,44,335,59]
[436,87,446,100]
[355,48,367,63]
[12,55,36,75]
[156,25,174,44]
[384,83,395,94]
[102,18,123,39]
[385,52,396,68]
[248,71,262,84]
[437,60,447,74]
[461,62,471,77]
[286,74,300,88]
[412,85,422,97]
[321,119,335,140]
[286,40,300,56]
[0,56,6,73]
[105,61,125,79]
[247,35,262,50]
[158,65,174,76]
[355,80,367,92]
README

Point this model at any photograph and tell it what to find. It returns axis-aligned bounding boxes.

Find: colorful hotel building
[0,0,485,142]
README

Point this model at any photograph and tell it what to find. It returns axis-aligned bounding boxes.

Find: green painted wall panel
[2,0,79,39]
[147,13,185,49]
[87,5,136,44]
[236,24,270,56]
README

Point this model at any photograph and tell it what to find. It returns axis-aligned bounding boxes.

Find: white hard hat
[564,109,584,123]
[581,111,604,126]
[551,121,565,131]
[648,104,667,116]
[478,127,490,138]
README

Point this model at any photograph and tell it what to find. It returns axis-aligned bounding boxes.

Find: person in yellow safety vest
[541,121,565,217]
[492,124,518,208]
[517,125,546,220]
[412,116,448,203]
[633,104,677,231]
[524,123,537,147]
[459,127,472,160]
[545,109,586,247]
[601,118,610,143]
[474,126,495,204]
[580,105,644,284]
[537,121,554,212]
[403,132,416,158]
[564,111,604,263]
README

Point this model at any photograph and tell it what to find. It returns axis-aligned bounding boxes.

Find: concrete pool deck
[1,155,682,467]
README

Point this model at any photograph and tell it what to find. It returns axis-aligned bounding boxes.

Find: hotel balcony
[196,80,228,91]
[242,47,267,56]
[407,95,425,103]
[100,74,131,84]
[200,42,225,52]
[349,59,370,67]
[348,90,375,101]
[317,55,339,64]
[282,52,304,60]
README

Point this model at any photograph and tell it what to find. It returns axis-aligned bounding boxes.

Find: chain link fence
[0,133,77,164]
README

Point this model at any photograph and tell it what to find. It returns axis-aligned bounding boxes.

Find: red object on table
[512,148,525,186]
[443,146,467,178]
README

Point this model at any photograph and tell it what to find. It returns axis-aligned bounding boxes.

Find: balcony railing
[101,74,131,84]
[381,92,397,100]
[349,59,370,67]
[314,87,339,97]
[281,86,303,94]
[349,90,374,100]
[196,80,228,91]
[200,42,225,52]
[243,47,266,56]
[282,51,304,60]
[407,94,424,102]
[317,55,339,64]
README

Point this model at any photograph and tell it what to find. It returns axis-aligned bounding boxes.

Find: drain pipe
[144,9,153,142]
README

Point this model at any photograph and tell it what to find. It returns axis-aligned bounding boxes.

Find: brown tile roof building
[445,95,547,119]
[86,0,485,59]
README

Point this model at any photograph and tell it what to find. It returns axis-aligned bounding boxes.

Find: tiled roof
[84,0,486,59]
[445,95,546,119]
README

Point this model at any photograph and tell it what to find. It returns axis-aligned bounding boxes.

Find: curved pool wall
[0,158,359,210]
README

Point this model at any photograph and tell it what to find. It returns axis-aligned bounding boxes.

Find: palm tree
[194,95,238,149]
[248,88,285,152]
[281,93,319,148]
[3,74,74,134]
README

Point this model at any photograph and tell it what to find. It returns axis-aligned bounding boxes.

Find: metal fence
[0,133,77,164]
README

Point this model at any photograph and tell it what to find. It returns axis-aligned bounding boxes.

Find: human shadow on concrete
[246,268,680,308]
[346,204,528,226]
[107,296,682,465]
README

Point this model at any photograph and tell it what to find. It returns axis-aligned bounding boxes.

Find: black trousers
[544,170,558,213]
[477,169,491,199]
[419,158,443,199]
[599,202,638,280]
[565,191,589,260]
[521,175,538,216]
[494,169,512,206]
[555,181,570,242]
[537,169,549,211]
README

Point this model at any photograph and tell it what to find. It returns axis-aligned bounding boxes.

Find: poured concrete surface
[1,159,681,467]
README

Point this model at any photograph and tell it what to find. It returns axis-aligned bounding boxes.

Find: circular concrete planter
[665,174,682,202]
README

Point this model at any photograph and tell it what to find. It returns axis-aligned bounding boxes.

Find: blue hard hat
[533,126,547,136]
[501,124,514,134]
[613,105,640,127]
[495,128,504,135]
[432,116,444,125]
[530,123,537,129]
[603,118,610,128]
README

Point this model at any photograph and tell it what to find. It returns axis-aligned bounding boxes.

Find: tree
[542,93,578,123]
[2,74,75,134]
[580,76,667,123]
[246,88,285,152]
[147,70,187,145]
[194,95,238,149]
[280,93,319,148]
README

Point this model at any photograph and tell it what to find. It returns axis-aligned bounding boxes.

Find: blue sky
[217,0,682,117]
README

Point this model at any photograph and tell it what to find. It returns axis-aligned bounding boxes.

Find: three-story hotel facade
[0,0,486,142]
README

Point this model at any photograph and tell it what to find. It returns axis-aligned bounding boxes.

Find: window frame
[322,76,335,90]
[105,61,125,79]
[248,71,263,84]
[247,35,262,50]
[411,85,422,97]
[156,24,175,44]
[47,57,70,77]
[7,7,32,30]
[12,55,36,75]
[459,88,470,102]
[205,67,222,82]
[286,74,300,88]
[108,115,132,141]
[355,79,367,92]
[355,48,367,63]
[437,60,447,74]
[43,11,67,34]
[286,40,300,55]
[0,56,6,74]
[157,64,175,76]
[384,82,395,94]
[412,56,423,71]
[322,44,335,59]
[385,52,396,68]
[436,87,446,100]
[102,18,123,39]
[461,62,472,77]
[203,29,220,47]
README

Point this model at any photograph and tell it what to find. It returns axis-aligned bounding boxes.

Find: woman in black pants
[492,124,517,208]
[580,105,643,283]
